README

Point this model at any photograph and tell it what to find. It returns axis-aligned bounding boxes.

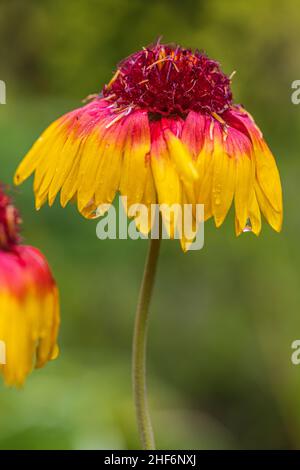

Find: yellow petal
[164,130,199,183]
[254,141,283,213]
[94,120,129,208]
[60,149,82,208]
[77,129,105,212]
[151,137,181,239]
[48,133,84,206]
[180,190,201,252]
[234,154,253,231]
[196,148,214,222]
[255,181,282,232]
[14,120,63,186]
[33,129,69,205]
[134,164,157,235]
[248,188,261,236]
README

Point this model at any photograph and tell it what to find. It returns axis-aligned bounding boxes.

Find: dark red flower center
[103,42,233,117]
[0,187,21,250]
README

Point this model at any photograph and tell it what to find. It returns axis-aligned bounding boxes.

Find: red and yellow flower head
[14,42,283,246]
[0,186,60,387]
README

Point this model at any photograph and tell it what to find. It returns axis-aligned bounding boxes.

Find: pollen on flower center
[102,42,233,117]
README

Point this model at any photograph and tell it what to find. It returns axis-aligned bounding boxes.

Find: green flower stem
[132,236,161,450]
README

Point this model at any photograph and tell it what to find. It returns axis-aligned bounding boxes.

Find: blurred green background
[0,0,300,450]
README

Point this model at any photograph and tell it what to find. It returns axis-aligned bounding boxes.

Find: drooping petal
[196,114,255,233]
[60,149,82,208]
[162,117,198,184]
[226,127,254,234]
[254,181,282,232]
[224,106,283,231]
[14,119,65,186]
[94,117,131,211]
[14,42,283,246]
[77,123,112,213]
[247,187,262,236]
[150,121,182,238]
[48,132,84,206]
[133,161,157,235]
[196,117,215,221]
[211,125,236,228]
[119,111,151,208]
[234,154,253,233]
[14,99,116,212]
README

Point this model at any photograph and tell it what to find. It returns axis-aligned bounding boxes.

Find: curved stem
[132,236,161,450]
